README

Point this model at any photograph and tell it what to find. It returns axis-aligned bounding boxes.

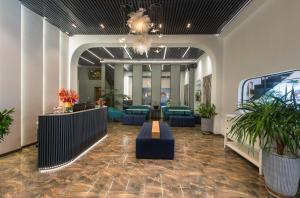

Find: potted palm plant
[229,90,300,197]
[196,103,217,132]
[0,108,14,142]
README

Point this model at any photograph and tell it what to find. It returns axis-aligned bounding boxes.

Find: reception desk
[38,107,107,171]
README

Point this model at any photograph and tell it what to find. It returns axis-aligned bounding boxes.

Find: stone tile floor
[0,122,298,197]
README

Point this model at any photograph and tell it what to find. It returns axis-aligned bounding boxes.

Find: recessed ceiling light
[123,46,132,59]
[163,47,167,60]
[151,29,159,33]
[103,47,115,58]
[100,24,105,29]
[87,49,102,61]
[72,23,77,28]
[119,37,126,43]
[187,23,191,29]
[182,47,191,58]
[154,49,160,54]
[80,56,94,64]
[107,64,115,69]
[159,24,162,28]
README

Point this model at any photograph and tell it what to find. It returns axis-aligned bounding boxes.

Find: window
[239,70,300,104]
[142,65,152,105]
[161,65,171,106]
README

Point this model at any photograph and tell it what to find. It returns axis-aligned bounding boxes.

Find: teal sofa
[107,107,123,121]
[162,106,191,120]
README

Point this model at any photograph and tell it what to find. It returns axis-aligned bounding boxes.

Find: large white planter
[201,118,213,132]
[262,151,300,197]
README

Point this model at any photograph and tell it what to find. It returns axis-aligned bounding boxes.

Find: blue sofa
[169,115,195,127]
[122,114,146,125]
[136,122,174,159]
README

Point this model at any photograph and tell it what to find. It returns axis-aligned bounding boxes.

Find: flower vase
[64,102,73,113]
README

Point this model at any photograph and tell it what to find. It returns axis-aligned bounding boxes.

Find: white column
[151,64,162,107]
[21,5,43,146]
[170,64,181,106]
[132,64,142,105]
[114,64,124,109]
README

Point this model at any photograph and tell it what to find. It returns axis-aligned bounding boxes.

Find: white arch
[68,35,223,133]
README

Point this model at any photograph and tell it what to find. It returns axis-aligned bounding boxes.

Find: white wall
[194,53,213,109]
[0,0,21,154]
[221,0,300,134]
[60,32,69,89]
[21,6,43,146]
[0,2,70,154]
[43,20,60,113]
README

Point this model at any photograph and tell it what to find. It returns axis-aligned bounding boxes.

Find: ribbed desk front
[38,107,107,170]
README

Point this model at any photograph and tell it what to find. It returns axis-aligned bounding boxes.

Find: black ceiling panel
[20,0,251,35]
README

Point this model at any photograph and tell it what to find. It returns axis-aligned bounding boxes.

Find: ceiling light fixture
[80,56,94,64]
[103,47,115,58]
[159,24,162,28]
[107,64,115,69]
[100,24,105,29]
[182,47,191,58]
[123,46,133,59]
[87,49,102,61]
[158,45,166,48]
[71,23,77,28]
[186,23,191,29]
[163,47,167,60]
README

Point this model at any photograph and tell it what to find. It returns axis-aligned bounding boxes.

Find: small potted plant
[196,103,217,132]
[229,90,300,197]
[0,108,14,142]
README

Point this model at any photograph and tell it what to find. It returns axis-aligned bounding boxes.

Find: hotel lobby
[0,0,300,197]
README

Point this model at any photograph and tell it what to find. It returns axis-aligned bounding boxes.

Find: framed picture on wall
[88,69,101,80]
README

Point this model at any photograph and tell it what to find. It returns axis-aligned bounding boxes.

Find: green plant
[196,103,217,118]
[100,88,127,107]
[0,108,14,142]
[229,90,300,156]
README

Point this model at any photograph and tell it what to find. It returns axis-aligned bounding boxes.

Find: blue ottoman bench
[136,122,174,159]
[122,114,146,125]
[169,115,195,127]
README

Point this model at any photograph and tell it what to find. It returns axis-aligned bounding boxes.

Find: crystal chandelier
[133,34,152,55]
[127,8,151,34]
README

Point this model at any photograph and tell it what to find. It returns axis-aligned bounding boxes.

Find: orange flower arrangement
[59,88,78,104]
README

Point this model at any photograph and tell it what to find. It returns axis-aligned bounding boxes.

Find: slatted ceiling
[20,0,250,35]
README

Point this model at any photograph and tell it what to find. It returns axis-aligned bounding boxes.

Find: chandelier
[123,6,163,56]
[127,8,151,34]
[133,34,152,55]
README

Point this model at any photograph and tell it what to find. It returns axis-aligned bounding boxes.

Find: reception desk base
[38,107,107,172]
[39,135,108,173]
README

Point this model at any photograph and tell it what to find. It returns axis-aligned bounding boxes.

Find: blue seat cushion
[122,114,146,125]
